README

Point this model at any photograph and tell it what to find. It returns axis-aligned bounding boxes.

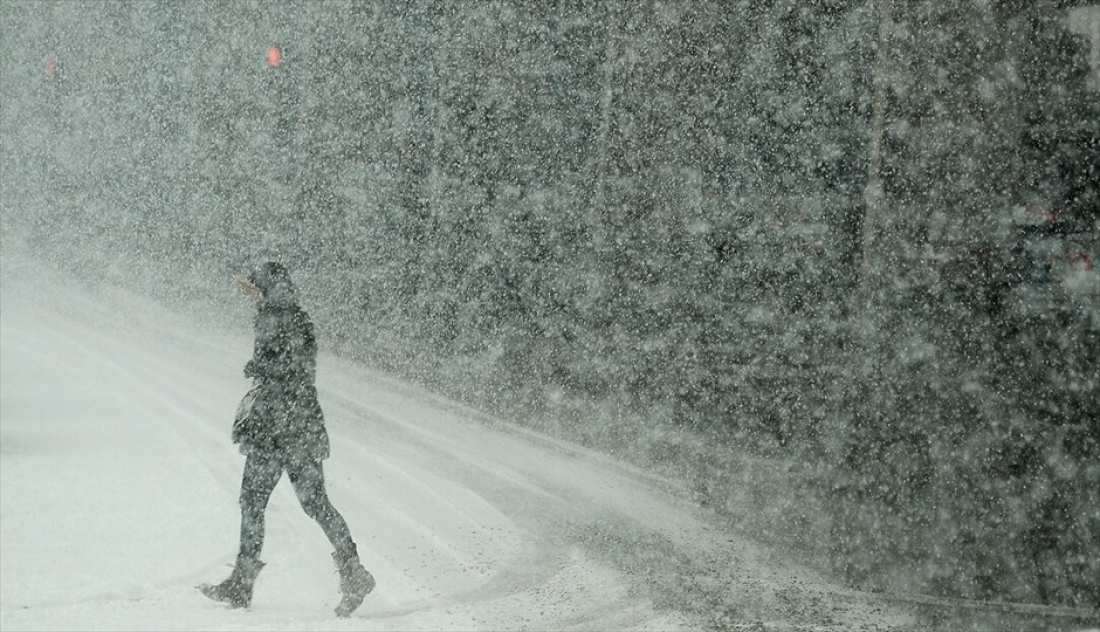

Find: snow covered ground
[0,260,914,631]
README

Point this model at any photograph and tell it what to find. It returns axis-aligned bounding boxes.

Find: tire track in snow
[314,372,693,628]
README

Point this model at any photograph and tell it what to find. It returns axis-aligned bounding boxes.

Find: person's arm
[245,309,315,382]
[288,316,318,382]
[244,311,289,379]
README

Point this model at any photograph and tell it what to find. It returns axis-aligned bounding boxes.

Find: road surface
[0,261,912,631]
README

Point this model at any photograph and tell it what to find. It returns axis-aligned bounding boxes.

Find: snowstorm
[1,2,1098,631]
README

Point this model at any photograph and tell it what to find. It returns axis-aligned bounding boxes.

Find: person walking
[199,261,374,617]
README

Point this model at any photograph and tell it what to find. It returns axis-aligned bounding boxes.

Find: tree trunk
[592,1,619,219]
[860,0,892,297]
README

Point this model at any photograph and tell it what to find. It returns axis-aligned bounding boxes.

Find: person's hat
[248,261,290,294]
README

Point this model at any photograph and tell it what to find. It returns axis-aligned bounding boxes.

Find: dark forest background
[1,0,1098,609]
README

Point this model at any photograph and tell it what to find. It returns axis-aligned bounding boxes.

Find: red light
[266,47,283,68]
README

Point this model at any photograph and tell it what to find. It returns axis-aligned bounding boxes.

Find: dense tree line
[2,0,1097,608]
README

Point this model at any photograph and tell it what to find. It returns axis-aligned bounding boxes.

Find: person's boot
[332,547,374,617]
[198,555,265,609]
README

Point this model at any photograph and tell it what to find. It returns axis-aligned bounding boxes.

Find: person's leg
[200,452,282,608]
[287,459,373,616]
[286,459,354,557]
[238,452,284,561]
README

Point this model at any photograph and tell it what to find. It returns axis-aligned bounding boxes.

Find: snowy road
[0,266,911,631]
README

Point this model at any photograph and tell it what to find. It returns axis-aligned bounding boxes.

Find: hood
[248,261,297,307]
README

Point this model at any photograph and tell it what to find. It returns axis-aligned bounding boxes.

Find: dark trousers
[237,452,356,562]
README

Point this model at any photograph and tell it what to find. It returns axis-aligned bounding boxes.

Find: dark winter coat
[232,265,330,461]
